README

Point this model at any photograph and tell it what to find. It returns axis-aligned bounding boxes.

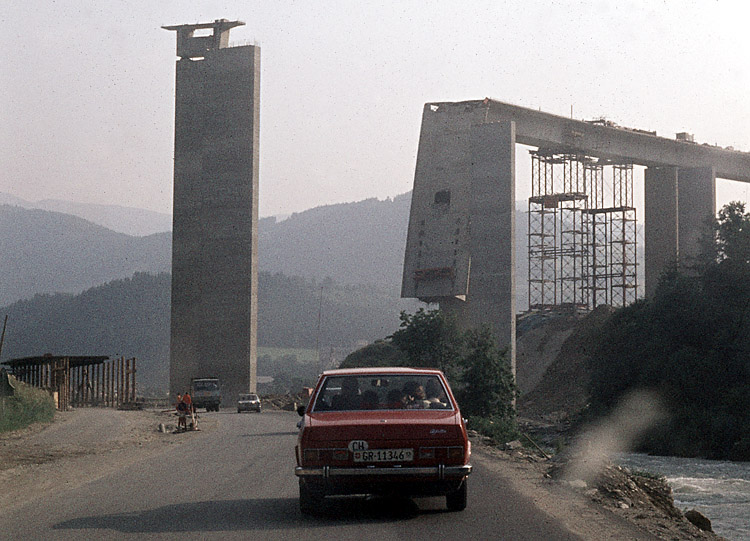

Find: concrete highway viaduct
[401,98,750,374]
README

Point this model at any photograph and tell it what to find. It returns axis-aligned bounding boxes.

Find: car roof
[321,367,444,377]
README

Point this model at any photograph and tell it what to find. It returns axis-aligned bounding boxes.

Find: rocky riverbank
[471,425,724,540]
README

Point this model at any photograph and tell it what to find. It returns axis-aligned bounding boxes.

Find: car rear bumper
[295,464,471,479]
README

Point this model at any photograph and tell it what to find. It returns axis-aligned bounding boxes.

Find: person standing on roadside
[182,391,196,430]
[176,393,188,431]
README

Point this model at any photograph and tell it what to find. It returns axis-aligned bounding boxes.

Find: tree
[587,202,750,460]
[388,309,464,380]
[714,201,750,264]
[339,340,406,368]
[456,326,515,418]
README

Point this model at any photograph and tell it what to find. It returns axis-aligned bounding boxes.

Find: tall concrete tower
[163,19,259,402]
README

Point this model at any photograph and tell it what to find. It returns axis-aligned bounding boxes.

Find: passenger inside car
[402,381,431,409]
[360,390,379,409]
[385,388,404,409]
[425,379,449,408]
[330,377,362,410]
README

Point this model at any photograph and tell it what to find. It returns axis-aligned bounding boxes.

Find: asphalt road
[1,410,590,540]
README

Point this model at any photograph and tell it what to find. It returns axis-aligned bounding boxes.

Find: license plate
[353,448,413,462]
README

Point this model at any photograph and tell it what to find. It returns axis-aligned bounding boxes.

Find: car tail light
[332,449,348,461]
[303,449,320,462]
[447,446,464,460]
[419,448,436,459]
[419,446,464,460]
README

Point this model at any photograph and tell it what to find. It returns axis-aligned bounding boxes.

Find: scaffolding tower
[609,163,638,307]
[528,150,589,311]
[528,150,638,311]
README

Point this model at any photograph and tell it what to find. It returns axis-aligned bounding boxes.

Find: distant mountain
[258,194,412,293]
[0,193,172,236]
[0,205,170,307]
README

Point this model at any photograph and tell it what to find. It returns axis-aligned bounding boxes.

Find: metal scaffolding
[528,150,638,311]
[528,150,589,311]
[609,163,638,307]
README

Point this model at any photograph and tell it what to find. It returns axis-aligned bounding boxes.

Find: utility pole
[316,286,323,373]
[0,315,7,359]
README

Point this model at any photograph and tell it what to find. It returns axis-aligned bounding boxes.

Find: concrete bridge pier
[645,166,716,296]
[439,120,517,374]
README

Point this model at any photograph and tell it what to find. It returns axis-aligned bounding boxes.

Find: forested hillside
[0,196,412,307]
[588,202,750,461]
[0,272,406,393]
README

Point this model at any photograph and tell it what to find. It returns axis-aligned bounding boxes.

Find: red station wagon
[295,367,472,513]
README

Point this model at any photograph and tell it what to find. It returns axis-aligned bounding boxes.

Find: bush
[0,377,55,433]
[389,309,464,381]
[456,327,516,419]
[468,415,519,445]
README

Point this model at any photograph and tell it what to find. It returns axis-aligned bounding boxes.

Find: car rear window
[312,374,453,412]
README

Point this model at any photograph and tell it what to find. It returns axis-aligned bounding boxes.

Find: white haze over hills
[0,192,172,237]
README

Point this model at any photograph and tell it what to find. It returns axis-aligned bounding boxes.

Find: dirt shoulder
[0,408,723,539]
[0,407,202,513]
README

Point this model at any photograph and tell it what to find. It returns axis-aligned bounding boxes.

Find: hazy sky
[2,1,749,217]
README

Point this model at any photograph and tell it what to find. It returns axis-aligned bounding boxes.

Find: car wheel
[299,480,323,515]
[446,479,467,511]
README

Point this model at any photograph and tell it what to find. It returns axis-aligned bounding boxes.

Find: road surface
[0,410,655,540]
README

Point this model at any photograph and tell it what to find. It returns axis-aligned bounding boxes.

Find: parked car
[237,393,261,413]
[295,367,472,514]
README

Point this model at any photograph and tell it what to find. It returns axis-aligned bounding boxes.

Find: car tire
[299,480,323,515]
[446,479,467,511]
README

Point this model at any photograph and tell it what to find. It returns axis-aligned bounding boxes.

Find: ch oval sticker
[348,440,369,452]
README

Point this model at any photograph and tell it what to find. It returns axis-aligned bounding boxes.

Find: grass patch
[0,377,55,433]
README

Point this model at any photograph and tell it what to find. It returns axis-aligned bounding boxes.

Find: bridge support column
[645,165,715,297]
[441,120,516,374]
[645,166,678,297]
[677,166,716,265]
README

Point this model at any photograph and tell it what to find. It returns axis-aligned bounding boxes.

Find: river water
[615,453,750,540]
